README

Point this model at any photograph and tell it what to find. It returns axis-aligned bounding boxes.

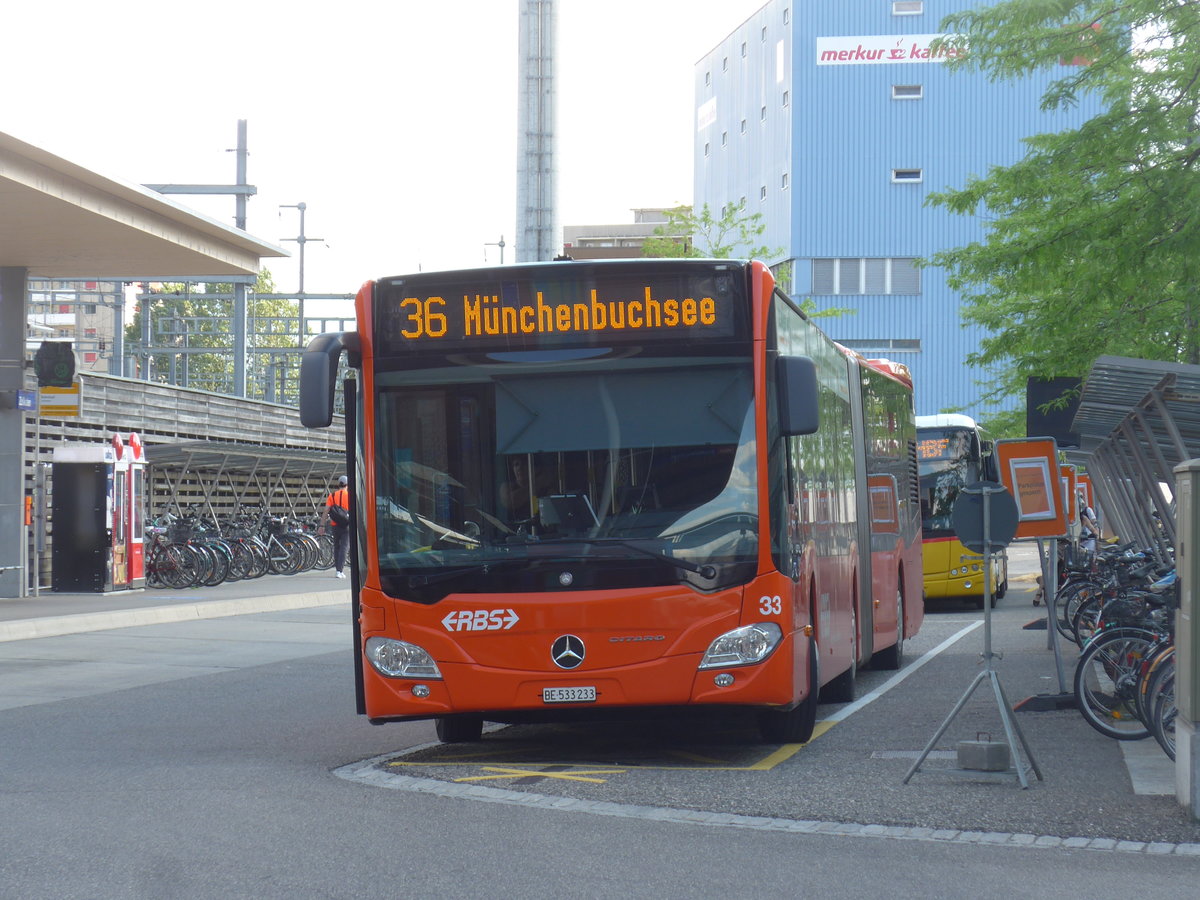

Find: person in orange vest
[325,475,351,579]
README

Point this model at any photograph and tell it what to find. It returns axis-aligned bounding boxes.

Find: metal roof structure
[143,441,346,525]
[1069,355,1200,562]
[0,130,287,278]
[144,441,343,476]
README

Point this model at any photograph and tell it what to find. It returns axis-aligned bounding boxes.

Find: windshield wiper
[537,537,717,579]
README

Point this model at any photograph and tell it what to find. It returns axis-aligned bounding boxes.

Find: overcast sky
[4,0,766,301]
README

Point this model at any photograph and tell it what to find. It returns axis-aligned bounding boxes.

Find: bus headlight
[365,637,443,679]
[698,623,783,670]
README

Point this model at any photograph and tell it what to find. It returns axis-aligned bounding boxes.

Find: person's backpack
[329,502,350,526]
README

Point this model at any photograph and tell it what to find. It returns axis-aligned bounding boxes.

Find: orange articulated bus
[915,413,1009,608]
[300,259,923,744]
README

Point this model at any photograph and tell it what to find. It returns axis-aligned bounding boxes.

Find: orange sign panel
[995,438,1068,539]
[1060,465,1078,527]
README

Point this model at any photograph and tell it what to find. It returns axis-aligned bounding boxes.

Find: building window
[893,1,923,14]
[761,105,767,121]
[892,168,924,183]
[781,172,789,190]
[721,131,728,147]
[761,26,767,42]
[741,41,747,58]
[723,57,729,72]
[892,84,923,100]
[704,142,710,157]
[783,8,789,25]
[812,258,921,295]
[705,71,711,86]
[760,185,768,201]
[782,90,789,107]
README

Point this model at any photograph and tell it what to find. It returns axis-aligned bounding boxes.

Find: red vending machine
[51,433,146,593]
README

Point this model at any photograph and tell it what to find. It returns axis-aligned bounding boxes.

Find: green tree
[125,269,296,393]
[643,203,850,319]
[643,202,782,260]
[925,1,1200,411]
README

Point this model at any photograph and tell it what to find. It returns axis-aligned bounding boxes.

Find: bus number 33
[759,595,783,615]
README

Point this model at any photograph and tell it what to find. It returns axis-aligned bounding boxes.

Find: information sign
[994,437,1068,539]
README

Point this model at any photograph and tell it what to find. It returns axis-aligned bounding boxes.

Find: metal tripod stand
[904,483,1044,788]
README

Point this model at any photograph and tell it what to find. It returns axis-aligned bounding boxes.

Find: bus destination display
[377,270,743,352]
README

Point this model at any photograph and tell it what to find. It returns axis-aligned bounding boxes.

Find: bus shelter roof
[143,441,344,477]
[143,441,346,523]
[1069,355,1200,562]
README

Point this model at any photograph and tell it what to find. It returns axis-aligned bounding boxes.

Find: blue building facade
[695,1,1101,419]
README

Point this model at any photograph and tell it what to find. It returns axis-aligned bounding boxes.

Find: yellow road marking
[454,765,626,784]
[385,719,839,775]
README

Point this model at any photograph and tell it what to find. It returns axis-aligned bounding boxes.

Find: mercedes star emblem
[551,634,586,669]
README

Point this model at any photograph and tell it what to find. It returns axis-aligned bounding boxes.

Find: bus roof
[915,413,978,429]
[833,343,913,389]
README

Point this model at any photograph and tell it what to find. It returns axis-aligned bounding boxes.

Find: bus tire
[757,636,819,743]
[435,714,484,743]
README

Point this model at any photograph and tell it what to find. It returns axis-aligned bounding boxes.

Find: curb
[0,591,347,643]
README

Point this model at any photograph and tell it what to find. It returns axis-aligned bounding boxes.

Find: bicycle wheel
[240,538,270,579]
[269,534,303,575]
[1071,595,1104,647]
[1055,580,1096,642]
[202,540,233,586]
[292,533,320,572]
[1146,654,1176,760]
[1134,641,1173,727]
[161,542,201,588]
[315,532,335,570]
[1073,627,1156,740]
[226,540,255,581]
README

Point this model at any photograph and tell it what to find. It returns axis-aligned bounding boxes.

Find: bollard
[1173,460,1200,820]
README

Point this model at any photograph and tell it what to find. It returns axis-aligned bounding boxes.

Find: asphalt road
[1,551,1198,897]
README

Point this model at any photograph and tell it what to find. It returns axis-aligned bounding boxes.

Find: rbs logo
[441,608,519,632]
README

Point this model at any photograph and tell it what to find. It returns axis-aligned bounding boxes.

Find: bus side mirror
[299,332,361,428]
[777,355,819,436]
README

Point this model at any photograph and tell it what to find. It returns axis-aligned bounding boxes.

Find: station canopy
[1069,355,1200,562]
[0,129,285,278]
[143,441,346,524]
[143,441,344,478]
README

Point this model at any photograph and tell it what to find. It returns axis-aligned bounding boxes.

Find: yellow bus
[915,414,1008,608]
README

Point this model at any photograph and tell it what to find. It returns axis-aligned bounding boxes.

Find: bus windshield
[917,426,976,537]
[372,355,757,601]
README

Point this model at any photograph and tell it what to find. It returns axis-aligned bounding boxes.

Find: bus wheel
[995,571,1008,600]
[757,636,819,743]
[873,589,904,671]
[435,714,484,743]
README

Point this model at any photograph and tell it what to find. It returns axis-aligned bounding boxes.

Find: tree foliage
[125,269,297,393]
[643,202,782,260]
[926,0,1200,406]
